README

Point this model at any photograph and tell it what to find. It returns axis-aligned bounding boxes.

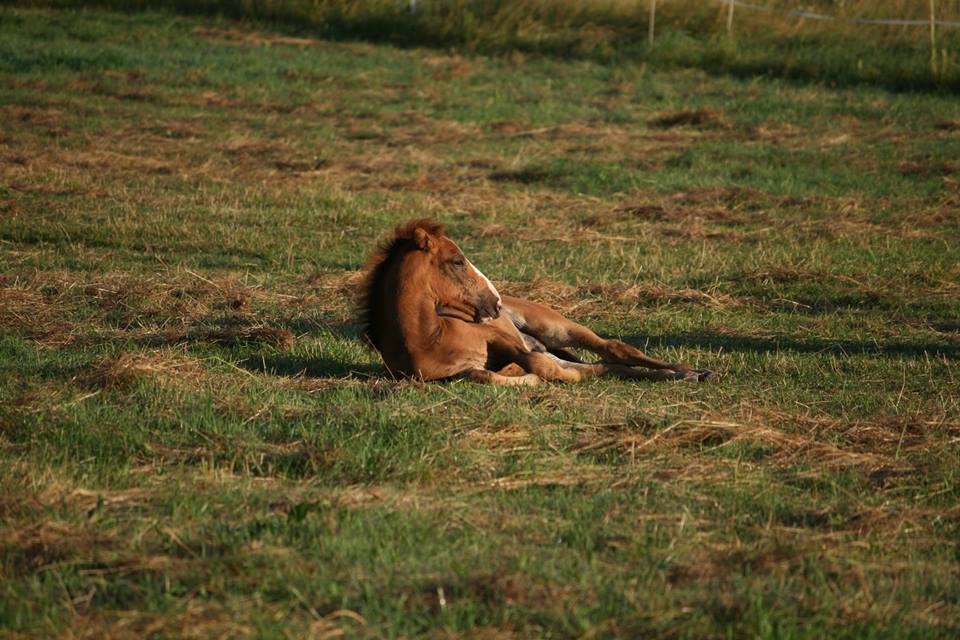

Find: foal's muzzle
[476,298,502,323]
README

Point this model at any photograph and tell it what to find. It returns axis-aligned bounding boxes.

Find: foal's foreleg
[502,296,684,371]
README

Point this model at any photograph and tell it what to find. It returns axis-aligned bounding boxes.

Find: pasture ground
[1,5,959,638]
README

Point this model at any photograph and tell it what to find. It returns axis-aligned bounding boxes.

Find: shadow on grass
[239,352,381,378]
[631,331,960,360]
[237,321,382,378]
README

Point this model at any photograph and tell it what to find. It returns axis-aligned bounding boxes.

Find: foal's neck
[394,258,444,348]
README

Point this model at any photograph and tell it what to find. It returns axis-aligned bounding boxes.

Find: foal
[359,219,715,385]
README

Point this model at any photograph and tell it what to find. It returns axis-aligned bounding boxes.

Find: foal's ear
[413,227,435,251]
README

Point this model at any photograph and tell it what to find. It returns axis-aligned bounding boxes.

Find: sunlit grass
[1,5,959,638]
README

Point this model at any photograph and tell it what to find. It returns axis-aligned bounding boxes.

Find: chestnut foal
[359,219,715,385]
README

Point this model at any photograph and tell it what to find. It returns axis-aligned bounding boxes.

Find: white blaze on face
[467,258,501,318]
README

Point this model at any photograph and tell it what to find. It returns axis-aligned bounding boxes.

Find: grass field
[2,4,960,638]
[13,0,960,92]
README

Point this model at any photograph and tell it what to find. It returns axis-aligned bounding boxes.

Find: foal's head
[406,221,502,323]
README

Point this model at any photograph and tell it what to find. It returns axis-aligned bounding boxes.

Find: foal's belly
[394,315,532,380]
[404,333,489,380]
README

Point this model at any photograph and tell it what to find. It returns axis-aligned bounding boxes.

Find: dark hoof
[690,369,718,382]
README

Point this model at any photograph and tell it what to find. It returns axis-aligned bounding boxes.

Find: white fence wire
[405,1,960,29]
[715,0,960,28]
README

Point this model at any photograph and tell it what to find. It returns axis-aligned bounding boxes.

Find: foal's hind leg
[517,352,694,383]
[502,296,685,370]
[457,368,542,386]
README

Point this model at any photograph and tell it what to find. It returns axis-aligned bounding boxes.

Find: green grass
[10,0,960,92]
[1,4,959,638]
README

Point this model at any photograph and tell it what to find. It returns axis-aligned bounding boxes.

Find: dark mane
[357,219,446,352]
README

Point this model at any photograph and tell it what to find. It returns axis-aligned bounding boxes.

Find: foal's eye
[452,257,465,267]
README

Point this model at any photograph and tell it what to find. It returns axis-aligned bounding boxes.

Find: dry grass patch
[63,77,161,103]
[490,279,706,319]
[137,436,314,473]
[47,486,158,515]
[5,468,164,521]
[0,285,78,346]
[0,103,70,132]
[463,424,535,451]
[733,266,842,285]
[586,281,740,309]
[83,350,206,390]
[572,414,915,481]
[0,508,124,576]
[485,121,616,141]
[0,472,161,576]
[406,572,543,621]
[423,55,476,80]
[667,542,800,587]
[192,325,295,349]
[905,205,960,229]
[434,627,527,640]
[59,148,175,175]
[63,605,263,640]
[0,269,321,347]
[220,134,290,160]
[497,279,581,310]
[752,121,805,143]
[606,202,744,224]
[306,152,462,193]
[899,159,959,178]
[501,278,742,314]
[385,118,482,147]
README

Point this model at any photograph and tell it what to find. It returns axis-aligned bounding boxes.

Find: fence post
[649,0,656,46]
[930,0,938,77]
[726,0,735,35]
